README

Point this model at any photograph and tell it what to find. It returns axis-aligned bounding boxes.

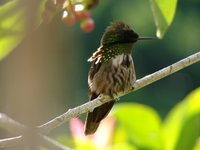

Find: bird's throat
[101,43,134,62]
[112,54,125,67]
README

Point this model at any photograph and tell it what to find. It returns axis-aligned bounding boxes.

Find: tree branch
[40,135,72,150]
[39,51,200,134]
[0,113,26,134]
[130,51,200,92]
[0,136,23,149]
[1,51,200,149]
[0,113,72,150]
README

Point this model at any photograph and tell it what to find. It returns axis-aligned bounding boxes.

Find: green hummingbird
[84,21,152,135]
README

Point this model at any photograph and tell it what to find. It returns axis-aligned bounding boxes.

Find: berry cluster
[42,0,95,33]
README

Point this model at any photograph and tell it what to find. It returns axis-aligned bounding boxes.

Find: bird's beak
[138,36,154,40]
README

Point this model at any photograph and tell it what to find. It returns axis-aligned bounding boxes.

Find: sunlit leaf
[112,103,163,150]
[163,88,200,150]
[193,138,200,150]
[0,0,45,60]
[150,0,177,39]
[112,143,138,150]
[0,1,24,60]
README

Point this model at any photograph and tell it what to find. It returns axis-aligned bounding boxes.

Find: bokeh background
[0,0,200,143]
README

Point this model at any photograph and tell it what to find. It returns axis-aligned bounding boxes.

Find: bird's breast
[88,53,136,98]
[112,54,124,67]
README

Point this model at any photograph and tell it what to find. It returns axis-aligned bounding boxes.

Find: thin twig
[0,113,72,150]
[38,96,103,134]
[0,136,23,149]
[40,135,73,150]
[130,51,200,92]
[0,113,26,134]
[39,51,200,134]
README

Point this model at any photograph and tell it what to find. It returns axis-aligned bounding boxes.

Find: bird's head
[101,22,138,46]
[88,22,152,63]
[101,21,152,46]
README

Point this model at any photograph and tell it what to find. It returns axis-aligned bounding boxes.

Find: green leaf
[112,103,163,150]
[150,0,177,39]
[0,0,45,60]
[163,88,200,150]
[0,1,25,60]
[193,138,200,150]
[112,143,138,150]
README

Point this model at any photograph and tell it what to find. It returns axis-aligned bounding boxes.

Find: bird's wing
[88,46,104,64]
[85,46,115,135]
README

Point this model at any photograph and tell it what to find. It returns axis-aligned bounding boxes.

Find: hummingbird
[84,21,152,135]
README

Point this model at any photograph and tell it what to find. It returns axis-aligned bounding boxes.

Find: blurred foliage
[193,140,200,150]
[113,103,163,150]
[163,88,200,150]
[0,0,25,60]
[0,0,45,60]
[58,88,200,150]
[113,88,200,150]
[0,0,177,60]
[150,0,177,38]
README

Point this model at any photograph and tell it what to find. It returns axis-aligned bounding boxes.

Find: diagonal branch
[0,136,23,149]
[130,51,200,92]
[0,51,200,149]
[39,51,200,134]
[0,113,26,134]
[0,134,72,150]
[40,135,72,150]
[0,113,72,150]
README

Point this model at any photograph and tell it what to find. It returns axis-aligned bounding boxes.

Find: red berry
[80,18,94,33]
[75,10,91,20]
[82,11,91,19]
[62,11,76,26]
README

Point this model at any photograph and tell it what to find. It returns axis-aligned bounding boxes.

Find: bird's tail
[84,100,115,135]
